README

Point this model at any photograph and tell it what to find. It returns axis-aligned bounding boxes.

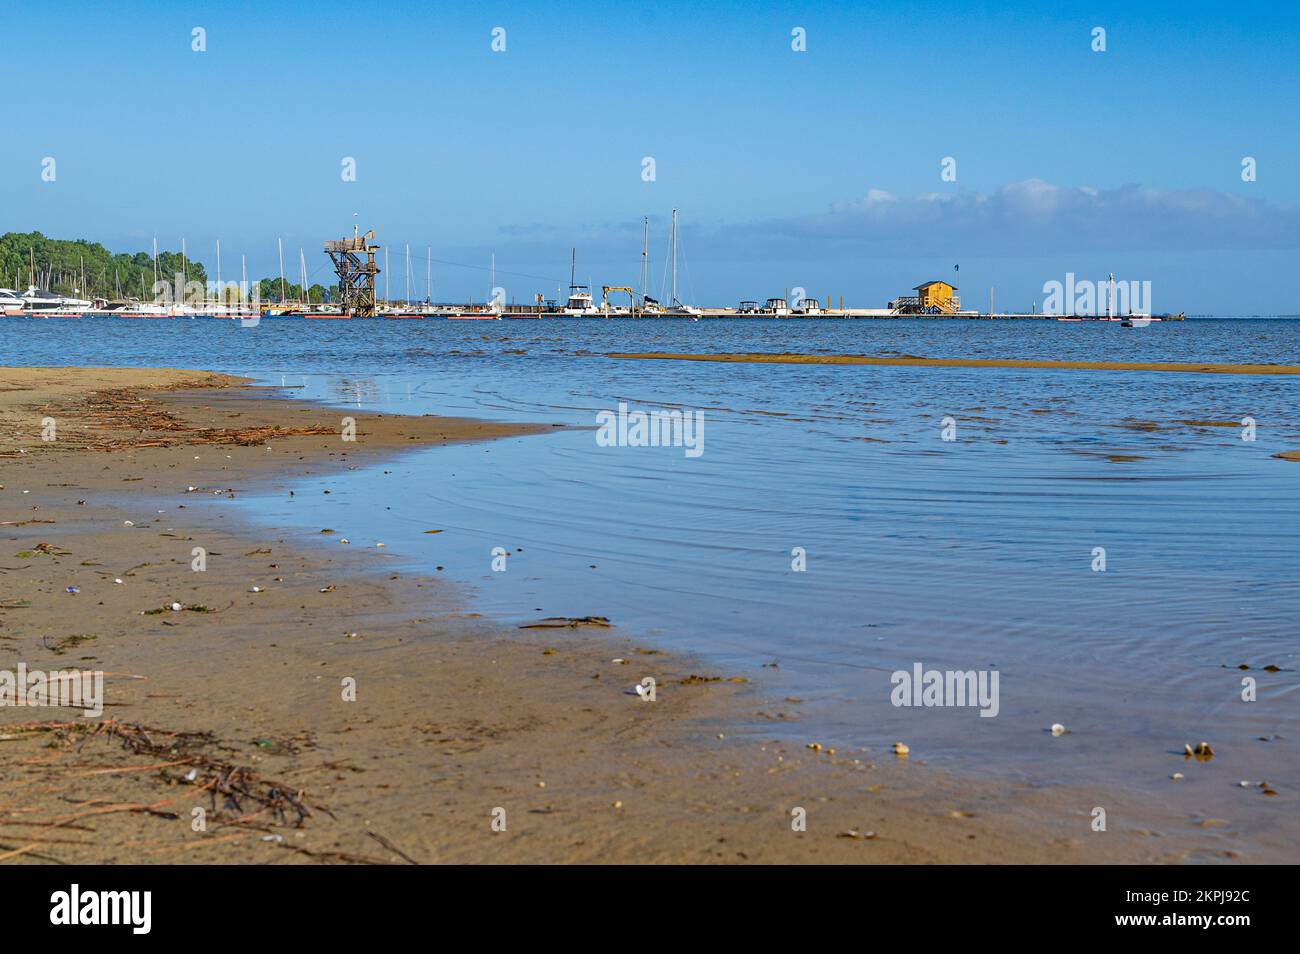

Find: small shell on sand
[892,742,910,756]
[1050,723,1066,736]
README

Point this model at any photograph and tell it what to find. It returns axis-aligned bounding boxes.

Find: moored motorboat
[21,286,92,317]
[0,288,24,316]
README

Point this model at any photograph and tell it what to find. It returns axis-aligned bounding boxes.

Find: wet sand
[607,352,1300,375]
[0,368,1259,863]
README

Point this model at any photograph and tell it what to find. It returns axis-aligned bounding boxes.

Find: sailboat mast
[278,238,286,303]
[570,247,576,289]
[671,209,677,306]
[641,216,648,310]
[427,247,432,305]
[216,239,222,289]
[405,244,411,306]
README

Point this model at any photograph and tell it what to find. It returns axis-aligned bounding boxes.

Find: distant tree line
[0,231,206,299]
[1,232,332,304]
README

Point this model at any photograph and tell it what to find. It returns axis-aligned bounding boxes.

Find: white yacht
[561,248,600,316]
[563,284,599,316]
[92,299,172,318]
[764,296,791,317]
[793,296,821,316]
[0,288,24,316]
[21,287,92,316]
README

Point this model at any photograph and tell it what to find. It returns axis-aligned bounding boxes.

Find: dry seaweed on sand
[1,719,320,830]
[518,616,612,629]
[57,387,337,450]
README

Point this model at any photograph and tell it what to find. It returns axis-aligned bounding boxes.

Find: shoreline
[606,352,1300,375]
[0,367,1260,863]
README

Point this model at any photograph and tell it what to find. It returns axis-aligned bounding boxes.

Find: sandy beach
[0,367,1268,863]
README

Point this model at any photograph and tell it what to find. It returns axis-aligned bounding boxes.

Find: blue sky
[2,0,1297,311]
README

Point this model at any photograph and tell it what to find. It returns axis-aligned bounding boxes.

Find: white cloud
[707,180,1300,256]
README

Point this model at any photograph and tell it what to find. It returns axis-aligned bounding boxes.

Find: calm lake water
[5,316,1297,838]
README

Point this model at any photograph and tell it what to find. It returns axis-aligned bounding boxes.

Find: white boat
[665,209,701,317]
[21,287,92,316]
[0,288,24,316]
[561,248,600,316]
[563,285,599,316]
[793,296,822,316]
[91,300,171,318]
[764,296,791,317]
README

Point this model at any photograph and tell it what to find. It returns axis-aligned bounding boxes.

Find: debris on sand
[42,634,97,655]
[1183,741,1215,761]
[72,387,336,450]
[0,719,316,834]
[678,674,748,685]
[518,616,612,629]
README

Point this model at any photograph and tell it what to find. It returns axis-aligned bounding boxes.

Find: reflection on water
[4,316,1297,835]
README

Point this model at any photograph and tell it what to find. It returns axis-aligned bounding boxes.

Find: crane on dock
[602,286,638,317]
[324,225,380,317]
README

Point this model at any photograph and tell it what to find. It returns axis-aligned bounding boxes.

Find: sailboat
[640,217,664,315]
[384,245,424,318]
[665,210,701,318]
[448,254,503,319]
